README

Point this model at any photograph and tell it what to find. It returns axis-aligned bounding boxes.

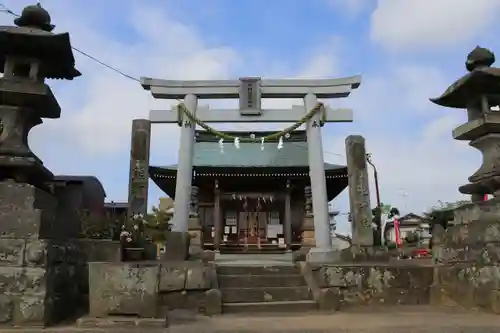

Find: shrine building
[149,130,348,253]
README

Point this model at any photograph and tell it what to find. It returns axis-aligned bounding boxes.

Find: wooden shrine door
[241,199,267,248]
[246,211,259,244]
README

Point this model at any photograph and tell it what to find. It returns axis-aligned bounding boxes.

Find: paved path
[2,306,500,332]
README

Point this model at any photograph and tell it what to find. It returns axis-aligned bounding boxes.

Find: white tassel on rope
[277,136,284,150]
[218,138,224,153]
[234,137,240,149]
[260,137,265,151]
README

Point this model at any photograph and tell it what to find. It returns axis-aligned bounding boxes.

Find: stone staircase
[216,264,318,314]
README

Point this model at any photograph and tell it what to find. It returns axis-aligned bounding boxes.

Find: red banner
[394,217,402,247]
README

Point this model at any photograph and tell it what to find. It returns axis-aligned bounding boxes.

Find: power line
[71,47,139,82]
[0,3,347,160]
[0,3,140,83]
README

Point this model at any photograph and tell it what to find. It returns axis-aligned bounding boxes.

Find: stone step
[219,245,288,255]
[222,286,312,303]
[217,265,299,276]
[218,274,306,288]
[222,300,318,314]
[215,252,294,262]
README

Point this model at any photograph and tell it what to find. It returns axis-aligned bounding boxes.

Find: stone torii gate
[140,76,361,262]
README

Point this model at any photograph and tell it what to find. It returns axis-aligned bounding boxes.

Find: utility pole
[366,152,381,245]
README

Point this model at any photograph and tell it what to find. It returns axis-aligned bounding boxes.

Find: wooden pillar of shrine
[284,181,292,250]
[213,180,222,251]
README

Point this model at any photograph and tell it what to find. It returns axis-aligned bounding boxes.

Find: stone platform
[87,261,221,319]
[431,217,500,313]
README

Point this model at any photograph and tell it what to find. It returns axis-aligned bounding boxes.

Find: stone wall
[0,237,87,325]
[0,180,121,326]
[432,212,500,313]
[88,261,220,319]
[301,262,433,310]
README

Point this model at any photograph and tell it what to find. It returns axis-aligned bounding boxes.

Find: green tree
[423,199,471,247]
[372,203,398,246]
[143,206,172,242]
[144,206,172,226]
[380,203,393,215]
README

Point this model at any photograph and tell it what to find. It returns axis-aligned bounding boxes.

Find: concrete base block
[292,247,310,262]
[161,232,191,261]
[204,289,222,316]
[306,247,341,264]
[318,287,342,311]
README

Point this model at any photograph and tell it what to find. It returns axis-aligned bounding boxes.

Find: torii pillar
[141,76,361,262]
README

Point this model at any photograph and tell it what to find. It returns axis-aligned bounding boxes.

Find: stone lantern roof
[14,3,55,32]
[0,3,81,79]
[430,46,500,109]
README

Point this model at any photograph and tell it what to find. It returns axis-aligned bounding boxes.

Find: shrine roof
[152,162,345,171]
[149,129,347,199]
[156,130,345,169]
[194,141,305,168]
[153,140,345,169]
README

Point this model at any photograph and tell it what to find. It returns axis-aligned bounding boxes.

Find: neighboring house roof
[53,175,107,197]
[400,213,424,221]
[384,214,428,236]
[398,213,425,227]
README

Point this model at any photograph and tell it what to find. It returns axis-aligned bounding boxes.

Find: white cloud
[330,112,477,235]
[328,0,370,17]
[9,0,239,158]
[370,0,500,51]
[0,0,485,229]
[323,60,478,234]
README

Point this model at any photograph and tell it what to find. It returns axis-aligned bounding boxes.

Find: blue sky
[2,0,500,234]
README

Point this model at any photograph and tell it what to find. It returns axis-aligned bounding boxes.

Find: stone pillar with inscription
[127,119,151,218]
[346,135,374,247]
[188,185,203,255]
[301,186,316,247]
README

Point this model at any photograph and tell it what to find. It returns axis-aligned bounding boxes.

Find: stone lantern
[431,46,500,202]
[0,4,84,327]
[429,47,500,313]
[0,3,80,188]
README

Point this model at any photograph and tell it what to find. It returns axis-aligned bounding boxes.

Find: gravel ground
[1,306,499,333]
